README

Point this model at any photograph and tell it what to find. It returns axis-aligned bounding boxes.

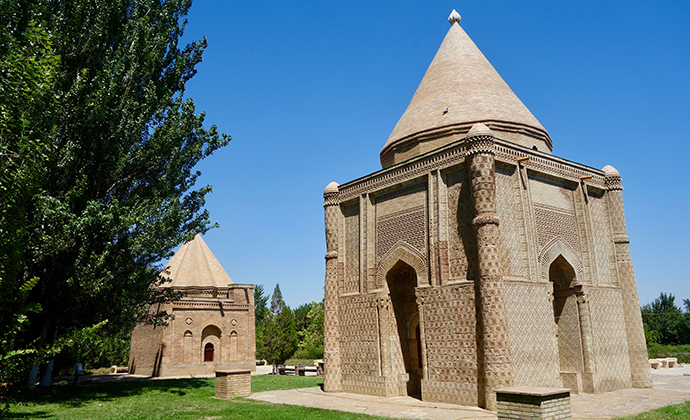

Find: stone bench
[295,366,318,376]
[667,357,678,368]
[215,369,251,398]
[650,359,662,369]
[497,387,571,420]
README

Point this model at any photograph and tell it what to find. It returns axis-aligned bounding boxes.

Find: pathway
[247,367,690,420]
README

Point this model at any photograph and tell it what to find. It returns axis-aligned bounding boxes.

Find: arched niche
[229,330,238,361]
[539,239,583,283]
[183,330,193,365]
[376,243,428,291]
[201,325,222,364]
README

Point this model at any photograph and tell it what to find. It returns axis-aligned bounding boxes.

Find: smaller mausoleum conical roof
[381,10,551,167]
[162,234,233,288]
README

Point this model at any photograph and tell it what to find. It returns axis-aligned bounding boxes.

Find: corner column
[466,124,514,411]
[323,182,343,391]
[576,292,596,392]
[604,167,652,388]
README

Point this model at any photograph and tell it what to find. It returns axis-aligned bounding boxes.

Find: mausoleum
[322,10,651,410]
[129,234,255,376]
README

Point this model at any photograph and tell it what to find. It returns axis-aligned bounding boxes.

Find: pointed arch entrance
[549,255,594,393]
[386,260,423,397]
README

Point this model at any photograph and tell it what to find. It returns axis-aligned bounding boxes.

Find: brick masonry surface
[215,369,252,398]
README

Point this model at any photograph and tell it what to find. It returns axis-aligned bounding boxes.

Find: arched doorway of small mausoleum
[386,260,423,397]
[204,343,214,362]
[201,325,222,367]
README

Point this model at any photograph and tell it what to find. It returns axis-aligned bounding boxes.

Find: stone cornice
[380,119,552,165]
[173,300,251,310]
[337,137,607,203]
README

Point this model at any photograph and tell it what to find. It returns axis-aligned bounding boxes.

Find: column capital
[465,123,495,157]
[324,181,340,207]
[603,165,623,191]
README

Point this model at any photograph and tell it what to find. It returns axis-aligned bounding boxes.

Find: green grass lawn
[614,401,690,420]
[6,375,690,420]
[5,375,393,419]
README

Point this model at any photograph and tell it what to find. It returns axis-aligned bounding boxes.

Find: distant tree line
[641,293,690,346]
[254,284,324,365]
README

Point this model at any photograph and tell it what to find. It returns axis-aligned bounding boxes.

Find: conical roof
[381,12,550,161]
[162,234,233,288]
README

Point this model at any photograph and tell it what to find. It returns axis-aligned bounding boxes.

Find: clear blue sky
[177,1,690,308]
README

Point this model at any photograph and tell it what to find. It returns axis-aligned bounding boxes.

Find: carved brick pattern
[376,206,426,260]
[534,204,581,257]
[339,295,380,381]
[343,203,360,294]
[504,282,562,388]
[337,139,606,204]
[495,167,529,278]
[588,195,616,286]
[418,285,478,388]
[469,154,496,214]
[445,169,477,280]
[494,142,606,189]
[588,287,632,392]
[422,380,478,406]
[339,145,466,201]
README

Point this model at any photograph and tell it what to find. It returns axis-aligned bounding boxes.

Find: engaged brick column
[323,182,343,391]
[604,166,652,388]
[466,124,514,410]
[497,387,571,420]
[215,369,251,398]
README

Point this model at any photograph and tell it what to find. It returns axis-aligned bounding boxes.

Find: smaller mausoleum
[129,234,255,376]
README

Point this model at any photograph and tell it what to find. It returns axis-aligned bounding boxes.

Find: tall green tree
[641,293,687,345]
[294,301,324,359]
[0,0,229,387]
[270,283,286,317]
[256,305,298,366]
[254,284,269,328]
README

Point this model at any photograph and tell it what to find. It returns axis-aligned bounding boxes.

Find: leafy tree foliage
[256,305,298,365]
[293,301,324,359]
[641,293,690,346]
[0,0,229,389]
[254,284,269,328]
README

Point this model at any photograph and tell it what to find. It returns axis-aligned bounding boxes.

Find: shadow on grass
[7,377,212,412]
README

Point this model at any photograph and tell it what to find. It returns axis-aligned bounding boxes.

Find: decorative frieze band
[337,138,607,203]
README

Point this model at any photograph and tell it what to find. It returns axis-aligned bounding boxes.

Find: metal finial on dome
[448,9,461,25]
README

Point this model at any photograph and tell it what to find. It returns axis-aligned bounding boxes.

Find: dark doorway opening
[386,260,422,398]
[550,255,584,391]
[204,343,214,362]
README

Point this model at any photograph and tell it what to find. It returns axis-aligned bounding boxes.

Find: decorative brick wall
[496,387,571,420]
[215,369,251,398]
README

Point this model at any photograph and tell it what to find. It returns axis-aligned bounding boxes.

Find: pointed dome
[381,13,551,167]
[162,234,233,288]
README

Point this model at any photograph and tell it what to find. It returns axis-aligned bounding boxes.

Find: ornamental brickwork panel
[343,202,361,294]
[588,192,617,286]
[375,183,427,262]
[495,165,529,279]
[589,287,632,392]
[376,206,426,260]
[444,168,477,281]
[504,282,562,388]
[418,284,478,404]
[338,294,382,394]
[534,204,582,257]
